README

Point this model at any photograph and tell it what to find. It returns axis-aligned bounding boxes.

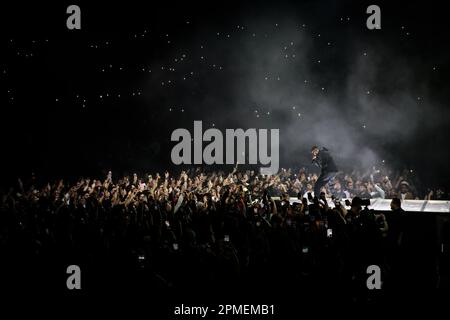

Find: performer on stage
[311,145,338,197]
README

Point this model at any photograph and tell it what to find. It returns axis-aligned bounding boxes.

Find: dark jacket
[312,147,338,174]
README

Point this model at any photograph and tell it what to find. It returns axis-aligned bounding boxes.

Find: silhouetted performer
[311,145,338,196]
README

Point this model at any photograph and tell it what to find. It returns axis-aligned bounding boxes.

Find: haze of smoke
[145,14,439,175]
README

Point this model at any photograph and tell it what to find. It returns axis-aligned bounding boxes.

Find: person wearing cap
[347,196,362,220]
[398,181,414,200]
[346,196,381,290]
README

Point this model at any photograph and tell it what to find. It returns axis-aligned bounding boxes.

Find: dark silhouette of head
[391,197,401,210]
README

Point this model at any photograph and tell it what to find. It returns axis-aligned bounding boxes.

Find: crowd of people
[0,166,445,302]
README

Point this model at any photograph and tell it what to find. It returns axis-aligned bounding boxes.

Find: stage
[279,198,450,213]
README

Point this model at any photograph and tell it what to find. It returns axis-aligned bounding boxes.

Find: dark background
[1,0,449,188]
